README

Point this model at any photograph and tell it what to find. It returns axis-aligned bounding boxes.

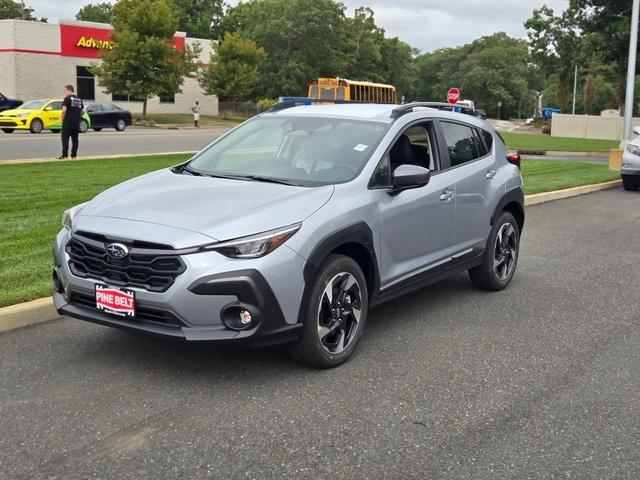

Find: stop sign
[447,88,460,104]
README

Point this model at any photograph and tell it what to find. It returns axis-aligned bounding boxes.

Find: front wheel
[1,128,14,133]
[469,211,520,291]
[79,120,89,133]
[287,254,368,369]
[29,118,43,133]
[622,174,640,191]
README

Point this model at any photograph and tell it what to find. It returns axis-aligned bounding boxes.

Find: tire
[50,129,60,133]
[469,211,520,291]
[1,128,14,133]
[287,254,369,369]
[29,118,43,134]
[79,120,89,133]
[622,174,640,191]
[115,119,126,131]
[93,127,102,132]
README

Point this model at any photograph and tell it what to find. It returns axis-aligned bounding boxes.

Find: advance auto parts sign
[60,24,114,58]
[60,24,187,59]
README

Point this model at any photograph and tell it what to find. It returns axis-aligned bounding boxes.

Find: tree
[413,33,530,118]
[75,2,114,24]
[199,32,265,101]
[91,0,199,117]
[219,0,349,98]
[173,0,223,39]
[0,0,45,21]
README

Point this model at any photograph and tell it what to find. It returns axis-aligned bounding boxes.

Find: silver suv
[52,102,524,368]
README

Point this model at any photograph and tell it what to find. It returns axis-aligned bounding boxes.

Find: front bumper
[621,150,640,176]
[52,228,305,345]
[0,118,28,128]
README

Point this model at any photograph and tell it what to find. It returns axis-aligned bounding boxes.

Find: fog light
[239,310,252,325]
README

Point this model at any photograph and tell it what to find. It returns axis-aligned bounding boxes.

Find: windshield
[187,116,388,186]
[20,100,47,110]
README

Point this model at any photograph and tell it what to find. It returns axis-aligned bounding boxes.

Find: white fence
[551,113,640,140]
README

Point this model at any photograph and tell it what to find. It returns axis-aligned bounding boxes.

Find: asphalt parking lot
[1,188,639,479]
[0,127,230,161]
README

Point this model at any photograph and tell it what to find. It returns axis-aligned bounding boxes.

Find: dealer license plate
[95,284,136,318]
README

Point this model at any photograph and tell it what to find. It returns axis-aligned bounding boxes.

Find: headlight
[203,224,301,258]
[61,202,88,230]
[626,143,640,156]
[16,113,29,118]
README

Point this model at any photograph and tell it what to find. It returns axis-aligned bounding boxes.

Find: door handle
[486,169,497,179]
[440,189,454,202]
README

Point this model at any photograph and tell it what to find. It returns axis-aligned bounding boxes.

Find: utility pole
[623,0,640,143]
[572,65,578,115]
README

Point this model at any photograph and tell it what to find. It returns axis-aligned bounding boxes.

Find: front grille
[0,120,17,127]
[69,292,185,326]
[66,232,186,292]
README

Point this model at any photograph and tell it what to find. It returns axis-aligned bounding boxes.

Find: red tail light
[506,152,521,169]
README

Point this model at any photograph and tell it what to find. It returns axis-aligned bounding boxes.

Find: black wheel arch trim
[491,187,525,233]
[299,222,380,323]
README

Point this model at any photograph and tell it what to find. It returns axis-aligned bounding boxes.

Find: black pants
[61,126,79,158]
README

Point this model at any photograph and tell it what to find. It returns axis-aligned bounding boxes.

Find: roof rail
[268,97,391,113]
[390,102,476,120]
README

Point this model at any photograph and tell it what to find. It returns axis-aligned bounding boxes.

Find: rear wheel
[1,128,14,133]
[469,211,520,291]
[115,119,126,131]
[79,119,89,133]
[622,174,640,191]
[287,254,368,369]
[29,118,43,134]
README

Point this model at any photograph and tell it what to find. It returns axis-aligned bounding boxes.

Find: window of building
[112,93,144,102]
[440,121,481,167]
[159,93,175,103]
[76,66,95,101]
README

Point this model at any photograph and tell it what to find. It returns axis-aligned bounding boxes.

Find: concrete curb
[525,179,621,206]
[0,298,59,334]
[0,151,197,165]
[0,179,623,334]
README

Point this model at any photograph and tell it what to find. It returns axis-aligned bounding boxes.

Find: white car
[622,126,640,191]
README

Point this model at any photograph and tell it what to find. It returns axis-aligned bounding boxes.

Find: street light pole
[623,0,640,143]
[572,65,578,115]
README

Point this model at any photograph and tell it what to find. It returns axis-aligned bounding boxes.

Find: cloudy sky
[28,0,568,53]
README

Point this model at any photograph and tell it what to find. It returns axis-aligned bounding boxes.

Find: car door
[437,119,497,252]
[87,104,105,127]
[371,120,457,288]
[43,100,63,129]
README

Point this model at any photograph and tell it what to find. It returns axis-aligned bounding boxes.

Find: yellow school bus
[308,77,397,104]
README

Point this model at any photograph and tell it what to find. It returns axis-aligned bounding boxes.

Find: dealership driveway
[1,188,639,479]
[0,127,231,161]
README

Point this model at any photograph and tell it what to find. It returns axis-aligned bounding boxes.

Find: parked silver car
[622,126,640,191]
[52,102,525,368]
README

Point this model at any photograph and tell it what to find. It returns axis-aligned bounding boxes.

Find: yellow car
[0,98,90,134]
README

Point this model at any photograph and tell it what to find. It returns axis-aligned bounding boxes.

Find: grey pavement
[1,188,640,479]
[0,127,231,161]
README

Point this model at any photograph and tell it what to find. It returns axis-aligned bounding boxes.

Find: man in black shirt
[58,85,84,160]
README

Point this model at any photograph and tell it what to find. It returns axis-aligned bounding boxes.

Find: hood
[79,168,335,242]
[0,108,35,117]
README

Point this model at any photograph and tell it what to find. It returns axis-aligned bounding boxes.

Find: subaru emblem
[106,243,129,258]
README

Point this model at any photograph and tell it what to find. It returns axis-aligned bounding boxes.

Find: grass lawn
[502,132,619,153]
[0,155,620,308]
[133,113,246,127]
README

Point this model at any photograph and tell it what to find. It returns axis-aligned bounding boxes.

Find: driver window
[372,122,436,187]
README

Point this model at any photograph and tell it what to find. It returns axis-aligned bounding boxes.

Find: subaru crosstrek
[53,102,524,368]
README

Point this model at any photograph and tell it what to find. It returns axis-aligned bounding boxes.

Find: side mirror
[389,164,431,195]
[633,126,640,136]
[43,106,52,111]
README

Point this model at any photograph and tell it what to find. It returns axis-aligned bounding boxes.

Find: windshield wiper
[240,175,298,186]
[173,164,202,176]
